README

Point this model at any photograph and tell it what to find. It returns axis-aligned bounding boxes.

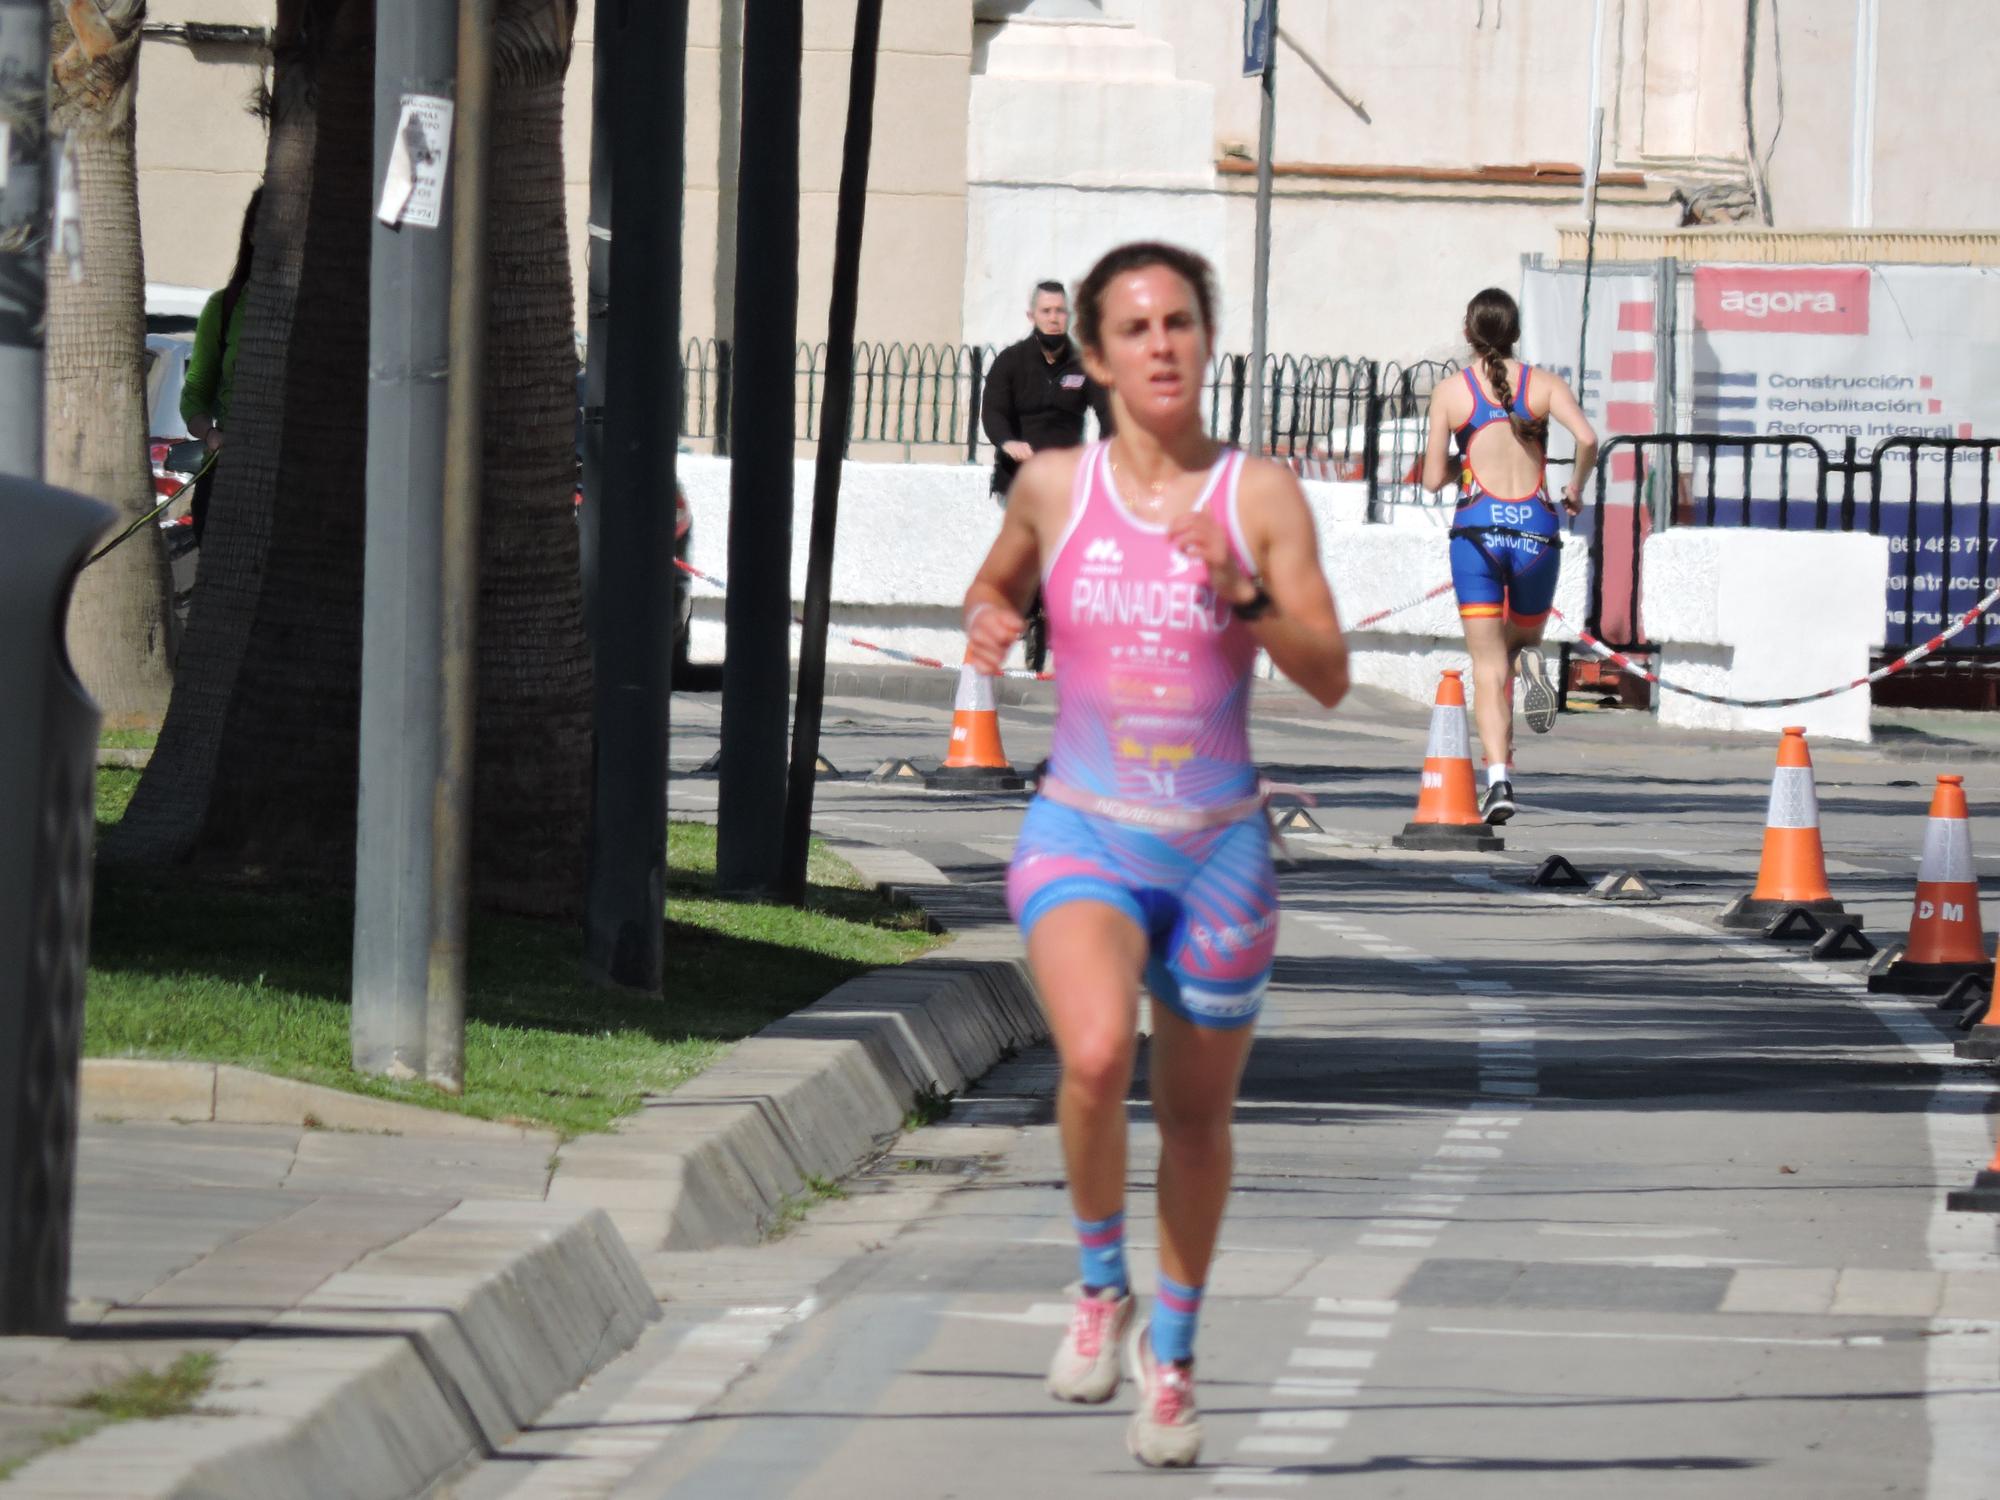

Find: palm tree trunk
[195,0,375,874]
[116,0,588,916]
[47,0,174,727]
[105,0,367,864]
[475,0,590,915]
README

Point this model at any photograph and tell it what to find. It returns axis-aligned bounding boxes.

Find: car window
[144,336,193,440]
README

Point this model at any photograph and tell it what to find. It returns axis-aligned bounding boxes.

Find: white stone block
[1643,528,1889,742]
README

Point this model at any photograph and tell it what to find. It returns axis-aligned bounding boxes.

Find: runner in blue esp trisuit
[1422,287,1598,825]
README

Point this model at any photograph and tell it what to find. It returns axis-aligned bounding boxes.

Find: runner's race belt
[1448,524,1564,548]
[1037,775,1268,833]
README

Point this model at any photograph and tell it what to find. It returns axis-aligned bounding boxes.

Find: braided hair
[1465,287,1549,451]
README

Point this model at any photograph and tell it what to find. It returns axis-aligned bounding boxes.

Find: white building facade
[136,2,1999,370]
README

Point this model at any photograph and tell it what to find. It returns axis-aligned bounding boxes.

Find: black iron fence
[679,337,1456,507]
[1587,433,2000,658]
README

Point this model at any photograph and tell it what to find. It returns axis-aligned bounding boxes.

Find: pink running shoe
[1046,1286,1132,1403]
[1124,1318,1201,1467]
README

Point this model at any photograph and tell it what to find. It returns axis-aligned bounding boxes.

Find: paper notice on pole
[376,93,453,229]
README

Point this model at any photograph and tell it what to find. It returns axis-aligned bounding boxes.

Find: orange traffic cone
[1720,726,1856,930]
[1869,774,1993,994]
[1393,670,1502,851]
[924,651,1026,791]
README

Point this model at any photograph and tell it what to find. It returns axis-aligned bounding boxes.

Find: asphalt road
[445,682,2000,1500]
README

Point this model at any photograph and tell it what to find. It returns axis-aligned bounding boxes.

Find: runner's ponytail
[1465,287,1550,452]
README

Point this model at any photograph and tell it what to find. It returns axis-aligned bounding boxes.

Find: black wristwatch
[1234,578,1273,621]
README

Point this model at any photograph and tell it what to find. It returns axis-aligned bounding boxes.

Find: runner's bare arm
[962,449,1071,674]
[1540,374,1598,512]
[1170,459,1348,709]
[1421,384,1460,494]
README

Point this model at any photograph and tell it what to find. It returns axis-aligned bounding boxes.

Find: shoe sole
[1519,651,1558,734]
[1485,802,1516,826]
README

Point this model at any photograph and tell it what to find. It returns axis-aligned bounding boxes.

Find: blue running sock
[1074,1211,1128,1295]
[1150,1274,1204,1365]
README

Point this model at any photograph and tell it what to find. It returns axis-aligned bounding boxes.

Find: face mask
[1036,329,1070,355]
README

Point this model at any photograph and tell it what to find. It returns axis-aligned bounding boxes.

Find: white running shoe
[1046,1286,1132,1403]
[1518,646,1558,734]
[1125,1318,1202,1468]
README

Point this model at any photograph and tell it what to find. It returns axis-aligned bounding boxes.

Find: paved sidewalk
[0,1121,555,1477]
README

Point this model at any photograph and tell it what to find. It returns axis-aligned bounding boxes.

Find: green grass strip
[87,781,938,1138]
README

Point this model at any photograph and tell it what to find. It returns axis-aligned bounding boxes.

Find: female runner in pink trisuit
[962,242,1350,1468]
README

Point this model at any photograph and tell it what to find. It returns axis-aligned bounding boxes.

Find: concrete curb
[80,1058,558,1146]
[5,1202,656,1500]
[552,845,1045,1252]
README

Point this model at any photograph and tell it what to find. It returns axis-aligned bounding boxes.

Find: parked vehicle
[144,332,203,582]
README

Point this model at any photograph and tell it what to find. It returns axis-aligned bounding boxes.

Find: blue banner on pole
[1243,0,1273,77]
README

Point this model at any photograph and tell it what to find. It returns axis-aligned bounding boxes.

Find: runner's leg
[1027,901,1146,1231]
[1147,1005,1256,1297]
[1463,613,1515,771]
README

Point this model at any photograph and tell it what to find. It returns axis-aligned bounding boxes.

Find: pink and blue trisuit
[1448,365,1563,629]
[1007,441,1277,1363]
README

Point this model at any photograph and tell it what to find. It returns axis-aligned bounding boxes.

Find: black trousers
[190,462,216,547]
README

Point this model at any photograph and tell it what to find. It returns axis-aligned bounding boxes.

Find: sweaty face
[1083,266,1210,430]
[1031,292,1070,337]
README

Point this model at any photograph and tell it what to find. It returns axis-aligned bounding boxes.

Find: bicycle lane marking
[1450,872,2000,1500]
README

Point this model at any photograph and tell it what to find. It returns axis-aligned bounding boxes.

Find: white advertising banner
[1523,262,2000,648]
[1518,265,1659,473]
[1689,265,2000,646]
[1690,265,2000,450]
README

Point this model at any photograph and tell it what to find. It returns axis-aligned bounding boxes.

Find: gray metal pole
[584,0,687,989]
[1244,0,1276,457]
[715,0,801,900]
[353,0,457,1080]
[427,0,494,1094]
[0,1,48,481]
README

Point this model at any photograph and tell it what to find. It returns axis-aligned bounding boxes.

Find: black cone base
[923,764,1026,792]
[1718,894,1852,931]
[1394,822,1503,852]
[1947,1170,2000,1213]
[1868,957,1994,995]
[1953,1030,2000,1061]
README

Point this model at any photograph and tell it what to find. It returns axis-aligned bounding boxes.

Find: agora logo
[1694,266,1870,335]
[1718,288,1840,319]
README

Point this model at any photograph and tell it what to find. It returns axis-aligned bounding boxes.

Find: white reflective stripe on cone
[1919,816,1977,883]
[1426,705,1470,761]
[1765,766,1820,830]
[955,665,997,713]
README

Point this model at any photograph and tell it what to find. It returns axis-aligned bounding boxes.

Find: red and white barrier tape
[1346,580,1457,632]
[673,558,1053,681]
[681,553,1997,711]
[1551,584,2000,710]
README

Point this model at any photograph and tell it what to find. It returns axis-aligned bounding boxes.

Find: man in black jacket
[983,280,1112,497]
[981,280,1112,668]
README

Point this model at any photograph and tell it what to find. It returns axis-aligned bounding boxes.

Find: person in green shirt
[180,189,260,546]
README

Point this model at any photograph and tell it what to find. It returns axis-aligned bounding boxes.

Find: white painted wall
[687,452,1561,728]
[963,11,1223,348]
[1642,528,1889,743]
